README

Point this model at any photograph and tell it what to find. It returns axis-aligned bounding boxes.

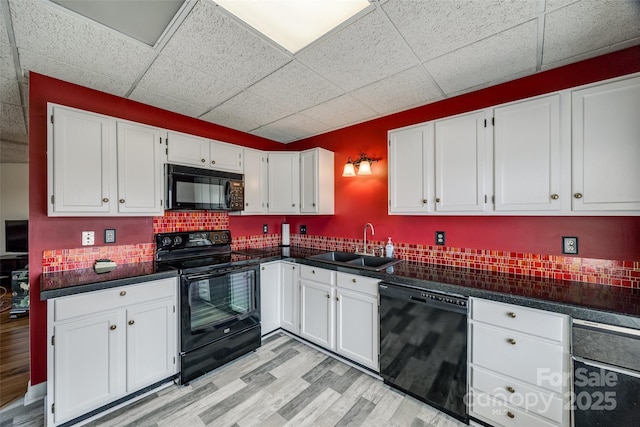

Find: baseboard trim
[24,380,46,406]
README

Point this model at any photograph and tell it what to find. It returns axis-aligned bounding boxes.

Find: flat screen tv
[5,220,28,253]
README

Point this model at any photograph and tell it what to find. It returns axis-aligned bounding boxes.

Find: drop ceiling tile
[1,42,15,78]
[249,127,296,144]
[160,1,290,90]
[20,50,131,97]
[137,55,241,109]
[0,140,29,163]
[426,21,538,95]
[302,95,377,129]
[200,90,290,133]
[543,0,640,65]
[542,38,640,71]
[351,66,443,115]
[0,77,21,105]
[383,0,538,62]
[128,86,209,118]
[254,113,332,141]
[296,8,418,92]
[247,61,344,112]
[9,0,155,83]
[0,102,27,143]
[545,0,578,12]
[0,5,9,45]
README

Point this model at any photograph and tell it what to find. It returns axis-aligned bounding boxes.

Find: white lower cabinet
[279,262,299,334]
[469,298,570,427]
[260,262,281,335]
[298,265,380,371]
[47,278,178,426]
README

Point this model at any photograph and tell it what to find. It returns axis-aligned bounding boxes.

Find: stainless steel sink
[307,251,403,272]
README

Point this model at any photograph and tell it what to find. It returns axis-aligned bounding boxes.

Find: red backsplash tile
[152,211,229,234]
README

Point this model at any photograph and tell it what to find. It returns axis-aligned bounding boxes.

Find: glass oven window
[189,270,255,331]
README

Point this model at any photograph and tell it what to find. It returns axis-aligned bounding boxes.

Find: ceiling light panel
[51,0,186,46]
[214,0,371,53]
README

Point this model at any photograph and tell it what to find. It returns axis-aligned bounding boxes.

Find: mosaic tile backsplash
[42,229,639,289]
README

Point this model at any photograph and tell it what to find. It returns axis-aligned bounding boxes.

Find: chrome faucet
[363,223,375,255]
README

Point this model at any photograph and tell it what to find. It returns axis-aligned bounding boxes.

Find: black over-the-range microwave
[165,163,244,211]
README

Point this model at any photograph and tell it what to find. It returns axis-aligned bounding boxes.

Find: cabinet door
[116,122,164,215]
[388,123,434,213]
[299,149,319,214]
[126,298,176,392]
[435,111,488,212]
[48,105,115,215]
[494,95,561,212]
[167,131,209,167]
[242,148,268,214]
[572,76,640,211]
[210,140,243,173]
[336,288,379,370]
[300,280,335,349]
[280,263,299,334]
[53,311,125,424]
[268,152,300,213]
[260,262,281,335]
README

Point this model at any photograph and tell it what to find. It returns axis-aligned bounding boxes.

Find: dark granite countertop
[40,246,640,330]
[40,262,179,300]
[239,246,640,330]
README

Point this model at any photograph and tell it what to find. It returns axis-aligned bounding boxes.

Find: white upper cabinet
[166,131,243,173]
[388,123,434,214]
[572,75,640,211]
[434,110,489,213]
[494,94,561,212]
[387,73,640,216]
[241,148,268,214]
[116,122,164,215]
[49,105,114,215]
[268,152,300,213]
[47,104,164,217]
[210,140,243,173]
[166,131,209,167]
[300,148,334,214]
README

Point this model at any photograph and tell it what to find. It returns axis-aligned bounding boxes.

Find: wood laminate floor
[0,332,466,427]
[0,286,30,410]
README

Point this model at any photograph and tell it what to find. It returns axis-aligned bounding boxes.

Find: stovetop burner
[155,230,258,273]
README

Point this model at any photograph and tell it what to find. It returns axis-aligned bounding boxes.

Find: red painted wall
[287,46,640,260]
[28,74,284,385]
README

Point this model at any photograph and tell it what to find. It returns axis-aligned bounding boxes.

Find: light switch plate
[563,236,578,254]
[105,229,116,243]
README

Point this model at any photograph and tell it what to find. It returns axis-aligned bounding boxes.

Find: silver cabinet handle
[201,158,206,163]
[550,194,559,200]
[110,324,117,330]
[574,193,583,199]
[128,320,135,326]
[120,291,126,296]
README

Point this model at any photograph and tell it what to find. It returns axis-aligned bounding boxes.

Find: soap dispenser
[385,237,394,257]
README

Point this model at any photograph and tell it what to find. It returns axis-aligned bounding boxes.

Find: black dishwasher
[379,282,468,423]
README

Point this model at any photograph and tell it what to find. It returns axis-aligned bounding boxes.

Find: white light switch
[82,231,95,246]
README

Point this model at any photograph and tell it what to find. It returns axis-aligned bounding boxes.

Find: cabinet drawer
[54,278,176,322]
[337,272,378,296]
[471,366,563,424]
[471,298,567,342]
[299,265,335,285]
[471,323,565,393]
[470,390,557,427]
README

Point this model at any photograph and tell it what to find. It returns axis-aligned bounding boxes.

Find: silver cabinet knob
[102,198,109,203]
[120,291,126,296]
[574,193,583,199]
[507,312,516,318]
[550,194,559,200]
[422,199,428,204]
[201,158,206,163]
[435,198,441,203]
[128,320,135,326]
[211,160,216,165]
[119,199,125,203]
[110,324,117,330]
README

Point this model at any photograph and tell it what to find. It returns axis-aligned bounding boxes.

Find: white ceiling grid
[0,0,639,163]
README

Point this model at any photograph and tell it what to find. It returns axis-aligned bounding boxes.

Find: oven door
[181,264,259,352]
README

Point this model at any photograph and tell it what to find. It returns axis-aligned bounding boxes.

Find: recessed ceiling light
[214,0,371,53]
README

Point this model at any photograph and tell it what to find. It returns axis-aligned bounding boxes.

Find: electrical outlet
[82,231,95,246]
[435,231,445,246]
[104,229,116,243]
[300,225,307,235]
[563,236,578,254]
[262,224,268,234]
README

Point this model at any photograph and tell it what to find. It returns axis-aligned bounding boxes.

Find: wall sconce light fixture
[342,153,381,177]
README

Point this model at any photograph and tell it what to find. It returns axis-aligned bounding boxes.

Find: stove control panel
[156,230,231,251]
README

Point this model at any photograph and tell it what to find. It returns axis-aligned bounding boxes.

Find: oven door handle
[185,266,254,281]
